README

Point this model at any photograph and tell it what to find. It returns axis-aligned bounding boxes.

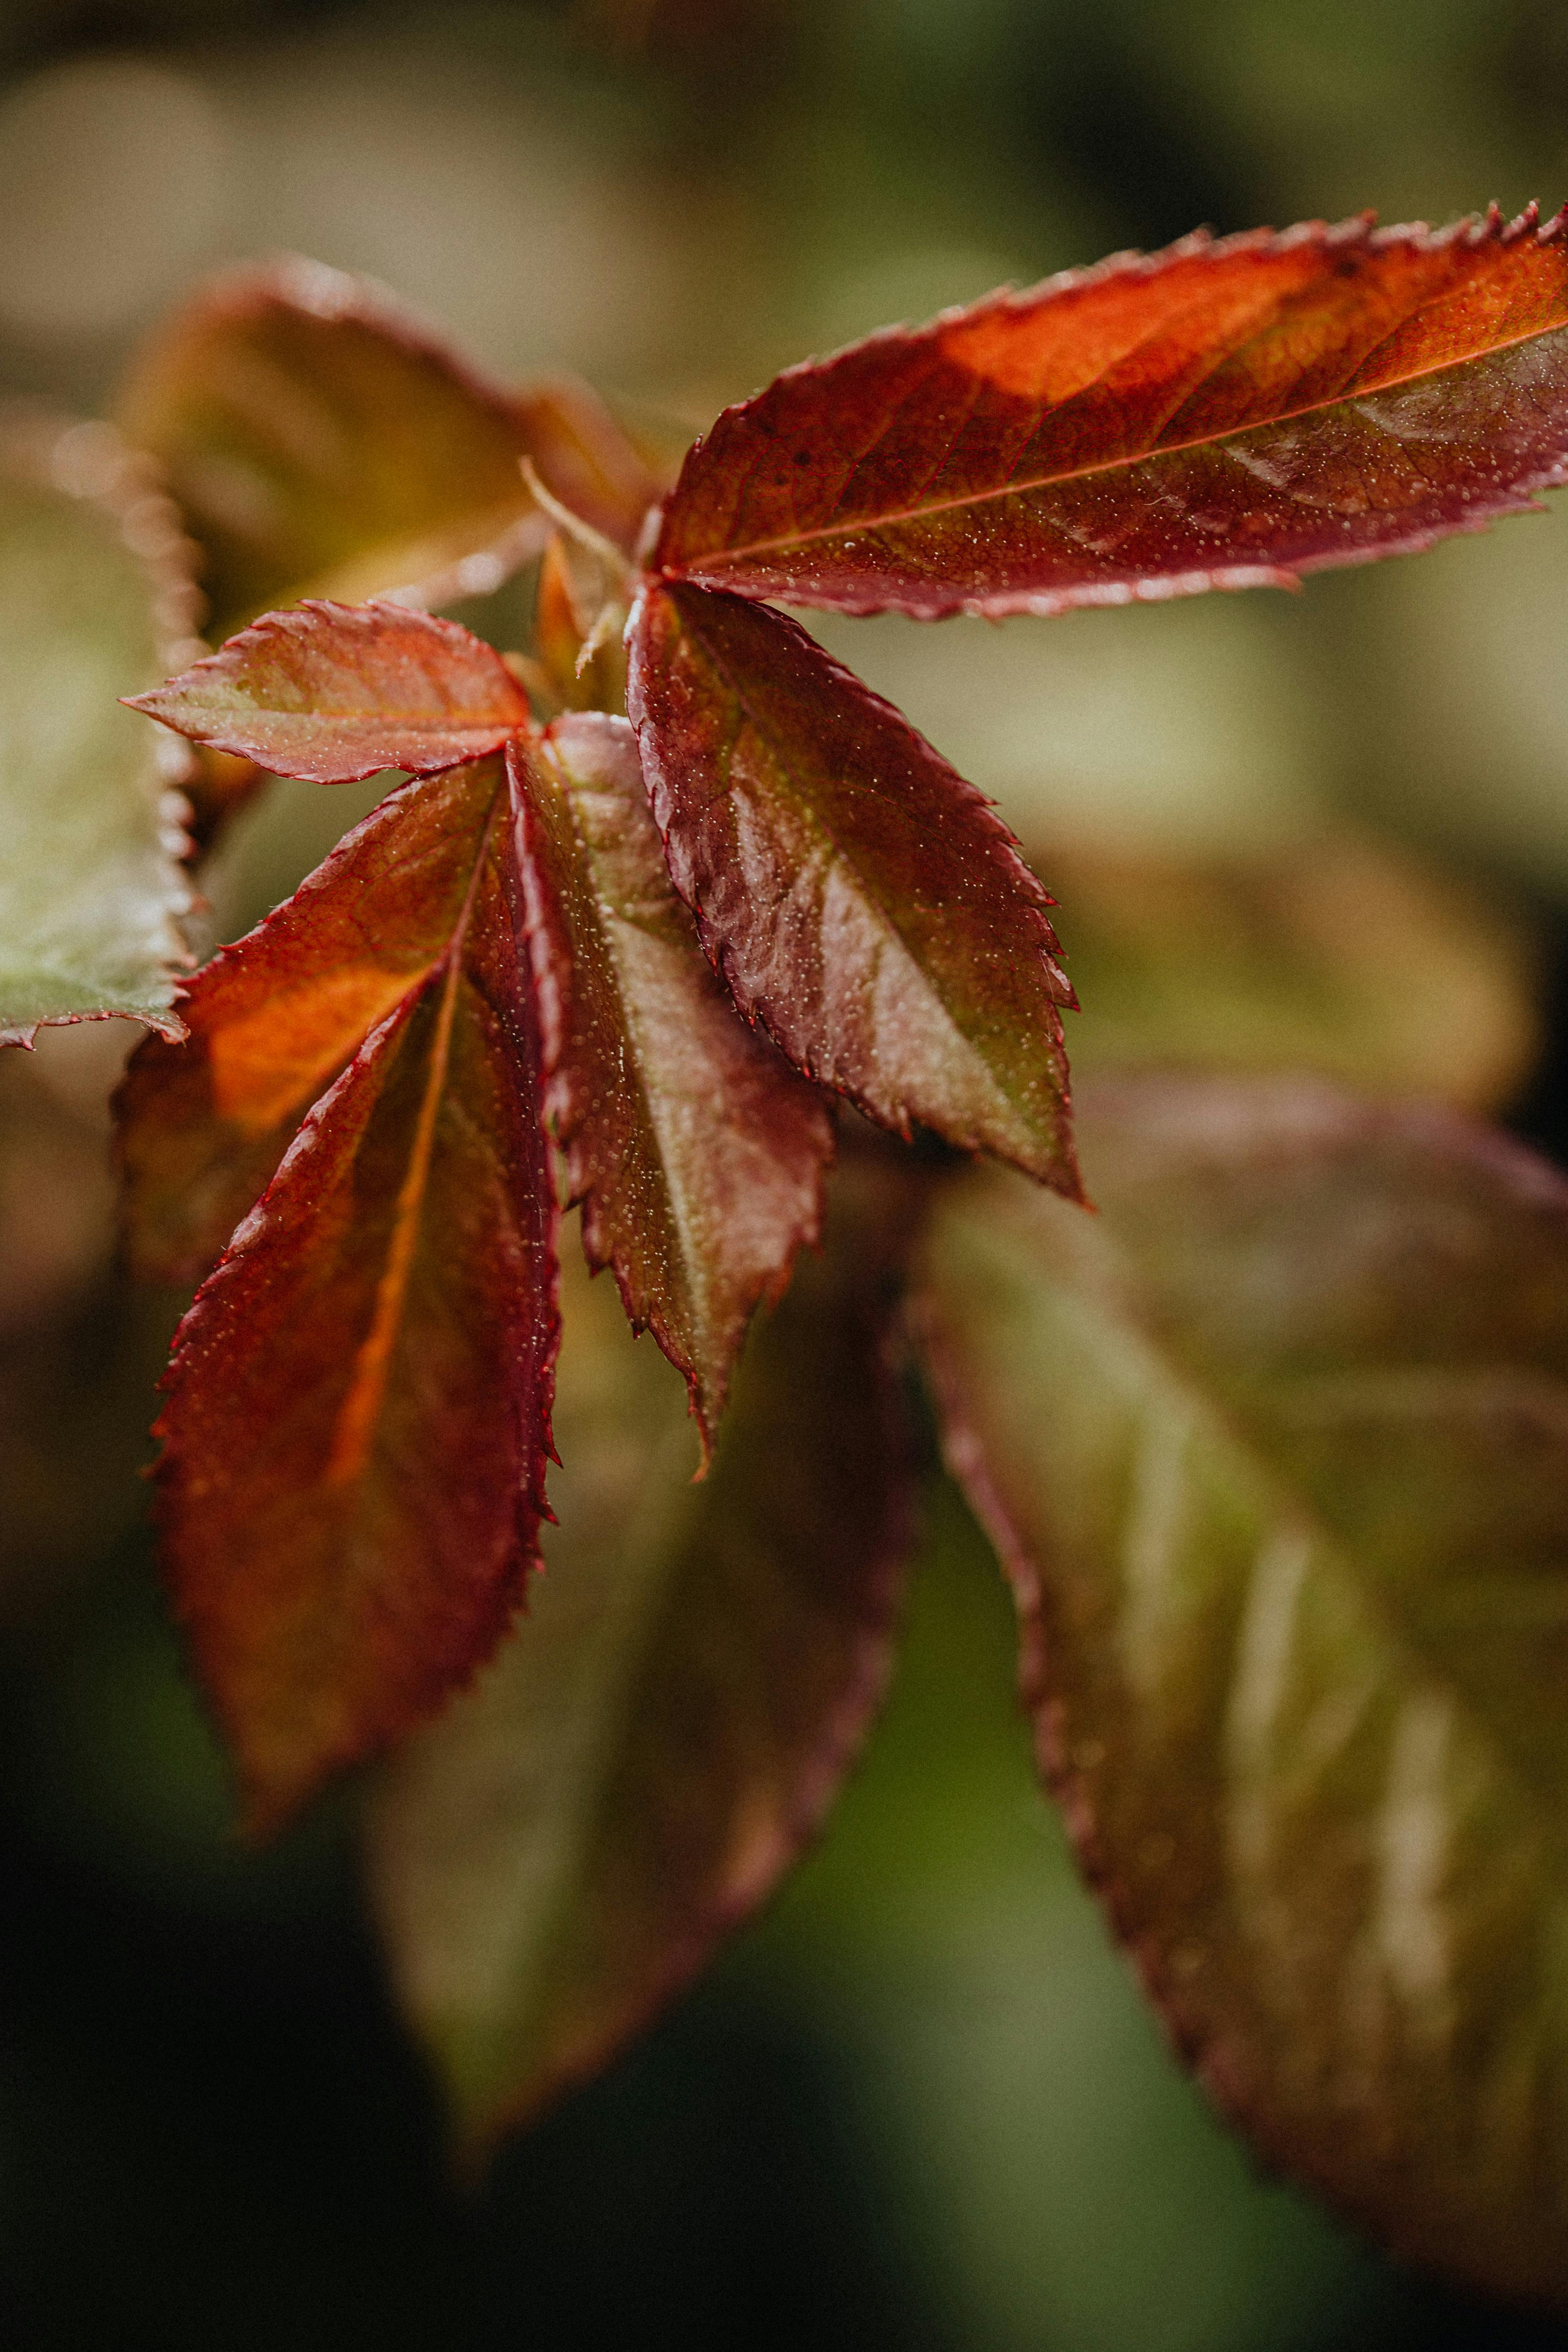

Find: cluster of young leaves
[9,204,1568,2302]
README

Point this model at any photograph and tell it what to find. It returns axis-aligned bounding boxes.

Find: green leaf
[914,1075,1568,2305]
[366,1165,920,2156]
[0,413,196,1047]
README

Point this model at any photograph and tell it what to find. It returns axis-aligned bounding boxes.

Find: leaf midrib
[670,313,1567,573]
[323,769,506,1487]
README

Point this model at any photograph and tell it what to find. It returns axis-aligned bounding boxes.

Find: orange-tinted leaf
[182,744,268,849]
[367,1162,919,2154]
[656,206,1568,617]
[915,1076,1568,2304]
[513,380,666,562]
[512,714,833,1444]
[117,761,506,1287]
[155,762,557,1831]
[127,601,531,783]
[528,530,629,716]
[115,258,661,637]
[627,581,1081,1193]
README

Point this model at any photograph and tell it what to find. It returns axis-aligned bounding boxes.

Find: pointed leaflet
[914,1075,1568,2305]
[0,413,198,1045]
[155,758,557,1831]
[115,257,663,637]
[627,582,1080,1192]
[128,601,531,783]
[512,714,833,1444]
[367,1164,919,2153]
[118,762,514,1287]
[656,206,1568,616]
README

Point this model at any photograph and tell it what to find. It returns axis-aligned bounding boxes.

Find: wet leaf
[513,713,833,1444]
[627,582,1081,1193]
[115,258,661,637]
[915,1074,1568,2303]
[656,207,1568,617]
[0,413,198,1045]
[367,1165,919,2154]
[128,601,532,784]
[117,761,509,1287]
[1041,829,1539,1109]
[155,759,557,1831]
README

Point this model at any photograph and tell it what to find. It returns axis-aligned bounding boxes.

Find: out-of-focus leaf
[0,1027,174,1613]
[527,530,629,716]
[115,258,663,638]
[656,206,1568,617]
[366,1164,919,2154]
[127,601,532,784]
[513,714,833,1445]
[155,762,557,1832]
[117,761,507,1288]
[914,1074,1568,2304]
[627,582,1081,1194]
[1042,830,1539,1108]
[182,744,269,849]
[0,413,198,1046]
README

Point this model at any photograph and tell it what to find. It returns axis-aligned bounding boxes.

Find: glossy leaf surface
[0,414,197,1045]
[513,714,833,1443]
[128,601,531,784]
[117,762,506,1287]
[156,762,557,1831]
[1041,829,1539,1109]
[367,1168,918,2152]
[627,582,1080,1193]
[657,207,1568,616]
[915,1076,1568,2302]
[115,258,661,636]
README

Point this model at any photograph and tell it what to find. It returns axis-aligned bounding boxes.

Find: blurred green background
[6,2,1568,2345]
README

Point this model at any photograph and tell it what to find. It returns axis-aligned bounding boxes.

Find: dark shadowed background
[4,2,1568,2346]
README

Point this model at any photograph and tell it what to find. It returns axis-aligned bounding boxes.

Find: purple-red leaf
[627,581,1081,1193]
[656,206,1568,617]
[512,712,833,1445]
[366,1159,920,2154]
[117,761,510,1287]
[154,759,557,1832]
[114,258,663,638]
[126,601,532,783]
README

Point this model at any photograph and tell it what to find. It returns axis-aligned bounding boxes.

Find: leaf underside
[915,1074,1568,2304]
[656,206,1568,616]
[367,1161,920,2155]
[627,580,1081,1193]
[512,713,834,1444]
[127,600,532,784]
[0,412,198,1045]
[114,258,663,638]
[154,759,557,1832]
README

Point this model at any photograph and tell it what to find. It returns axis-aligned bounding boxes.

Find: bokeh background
[6,2,1568,2345]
